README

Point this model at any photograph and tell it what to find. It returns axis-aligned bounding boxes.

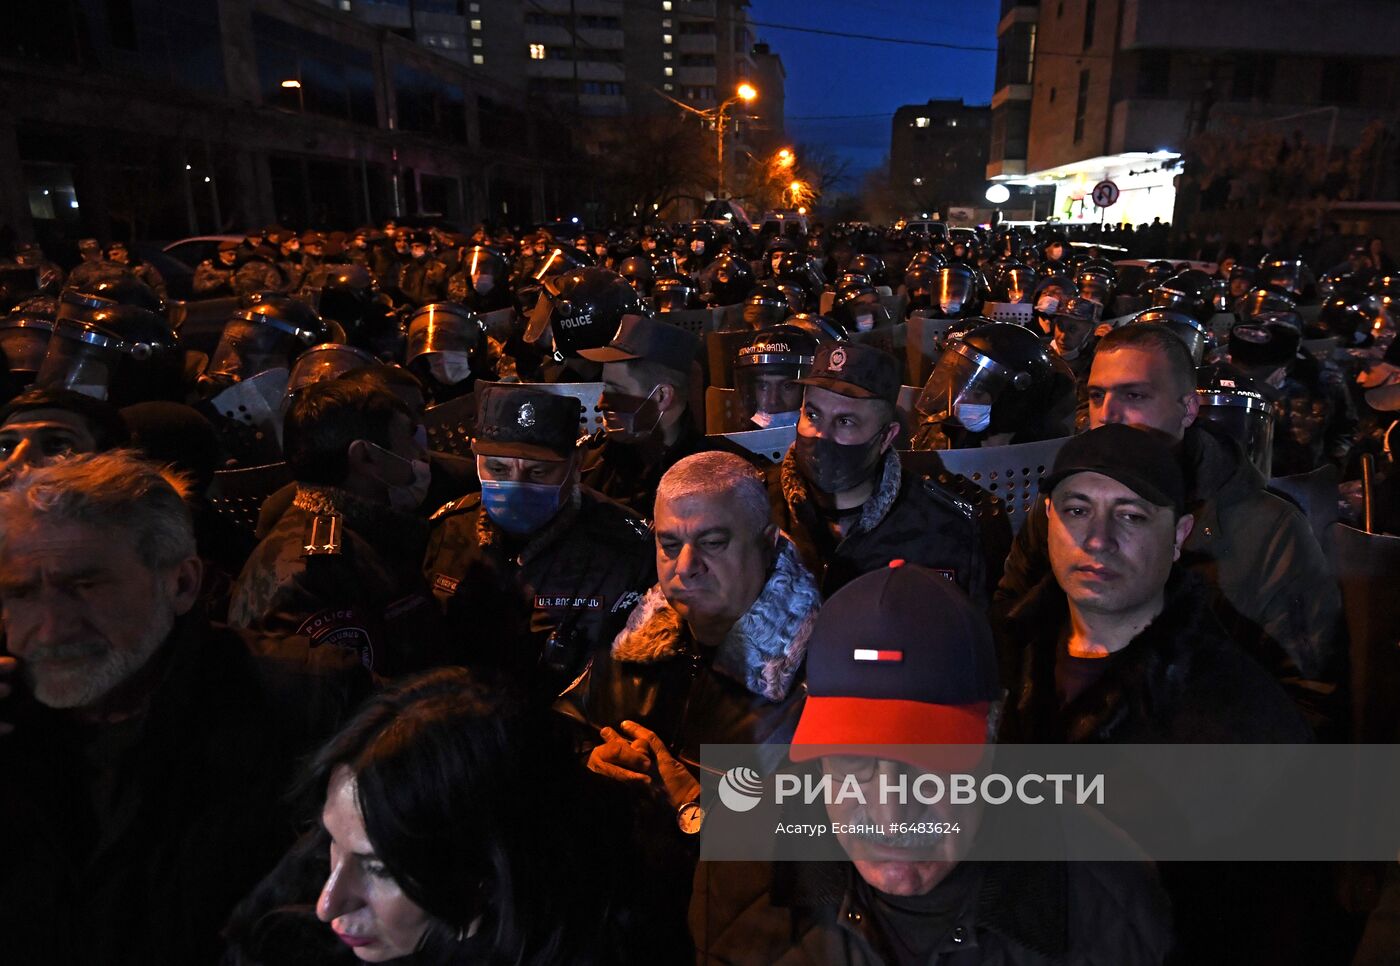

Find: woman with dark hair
[224,668,690,965]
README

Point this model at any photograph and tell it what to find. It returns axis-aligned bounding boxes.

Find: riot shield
[422,390,478,458]
[711,424,797,466]
[900,435,1069,535]
[206,461,294,543]
[206,367,290,464]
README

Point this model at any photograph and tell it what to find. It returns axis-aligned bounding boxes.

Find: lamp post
[655,82,758,201]
[715,83,758,199]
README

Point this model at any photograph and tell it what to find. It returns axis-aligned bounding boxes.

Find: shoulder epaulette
[429,492,481,522]
[302,511,343,556]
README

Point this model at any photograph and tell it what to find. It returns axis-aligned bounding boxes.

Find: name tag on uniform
[432,573,460,595]
[534,595,604,611]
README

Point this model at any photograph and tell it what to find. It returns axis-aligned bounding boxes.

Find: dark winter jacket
[690,814,1172,966]
[0,616,370,966]
[993,423,1341,702]
[771,446,1010,603]
[556,535,820,770]
[229,483,449,676]
[422,485,655,694]
[998,569,1313,744]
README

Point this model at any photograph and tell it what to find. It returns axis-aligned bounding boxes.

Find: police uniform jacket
[423,484,655,691]
[228,483,448,677]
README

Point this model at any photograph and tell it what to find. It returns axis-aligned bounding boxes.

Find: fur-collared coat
[556,535,821,768]
[771,447,1010,603]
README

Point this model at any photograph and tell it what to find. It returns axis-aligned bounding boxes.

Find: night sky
[747,0,999,189]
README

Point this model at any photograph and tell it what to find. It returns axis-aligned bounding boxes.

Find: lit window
[913,177,923,186]
[338,0,351,9]
[473,54,484,64]
[663,33,673,44]
[947,118,958,126]
[470,19,482,30]
[663,0,671,8]
[662,19,672,27]
[469,2,479,10]
[472,37,482,47]
[664,66,673,76]
[529,43,546,60]
[664,82,674,91]
[914,116,929,128]
[663,50,673,60]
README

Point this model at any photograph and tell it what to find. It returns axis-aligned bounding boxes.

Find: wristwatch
[677,800,706,835]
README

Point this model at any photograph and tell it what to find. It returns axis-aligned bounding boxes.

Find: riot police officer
[423,383,655,694]
[576,314,706,513]
[37,275,183,407]
[1047,296,1102,382]
[404,302,487,404]
[315,264,401,358]
[733,323,821,429]
[447,244,515,314]
[912,320,1074,448]
[1220,311,1357,476]
[697,252,755,307]
[0,295,56,401]
[651,273,702,313]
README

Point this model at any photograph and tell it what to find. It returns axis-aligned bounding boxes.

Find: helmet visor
[1004,267,1036,303]
[36,322,118,399]
[407,308,479,362]
[286,344,376,395]
[209,319,299,380]
[916,341,1011,419]
[934,270,976,316]
[0,321,54,373]
[737,365,805,418]
[1196,390,1275,478]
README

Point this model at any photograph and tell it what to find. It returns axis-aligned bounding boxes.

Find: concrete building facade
[987,0,1400,227]
[2,0,548,247]
[889,99,991,221]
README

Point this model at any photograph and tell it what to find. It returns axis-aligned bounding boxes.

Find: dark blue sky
[748,0,999,189]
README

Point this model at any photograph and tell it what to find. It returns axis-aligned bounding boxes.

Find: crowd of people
[0,211,1397,965]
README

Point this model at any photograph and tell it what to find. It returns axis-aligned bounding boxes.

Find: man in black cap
[998,424,1331,964]
[423,384,655,693]
[578,314,710,514]
[995,324,1341,730]
[999,422,1309,744]
[691,561,1173,964]
[771,341,1008,600]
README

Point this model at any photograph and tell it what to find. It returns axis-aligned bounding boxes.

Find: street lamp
[787,180,805,207]
[281,78,304,112]
[658,82,758,200]
[776,147,795,169]
[712,83,758,199]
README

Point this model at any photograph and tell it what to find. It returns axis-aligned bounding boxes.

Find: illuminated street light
[280,79,301,89]
[656,81,758,199]
[985,184,1011,204]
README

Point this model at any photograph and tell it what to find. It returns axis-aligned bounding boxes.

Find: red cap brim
[790,697,991,772]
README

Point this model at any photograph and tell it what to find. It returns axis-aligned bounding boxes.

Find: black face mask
[793,431,884,495]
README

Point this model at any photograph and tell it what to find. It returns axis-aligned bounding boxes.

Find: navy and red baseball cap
[791,561,1000,768]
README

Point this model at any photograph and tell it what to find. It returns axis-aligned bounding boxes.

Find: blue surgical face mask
[954,402,993,433]
[480,479,567,534]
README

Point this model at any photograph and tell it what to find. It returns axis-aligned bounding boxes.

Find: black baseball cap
[1041,424,1185,515]
[791,561,1000,769]
[471,384,582,461]
[577,314,699,374]
[795,342,900,405]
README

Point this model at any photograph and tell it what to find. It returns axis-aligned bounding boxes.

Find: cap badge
[518,402,536,427]
[828,347,847,372]
[853,649,904,663]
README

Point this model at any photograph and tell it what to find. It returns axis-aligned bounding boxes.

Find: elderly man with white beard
[0,451,367,966]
